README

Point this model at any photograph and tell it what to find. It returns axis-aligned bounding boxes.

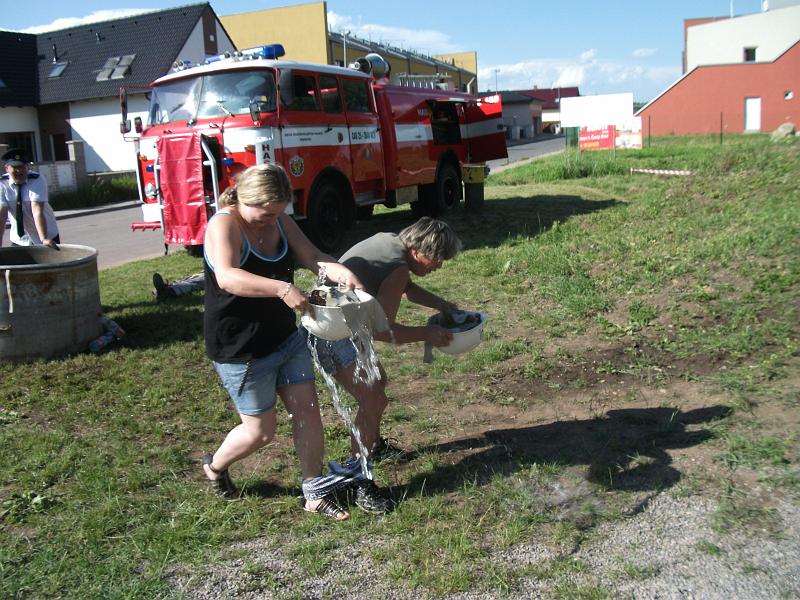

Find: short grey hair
[398,217,461,261]
[218,163,292,208]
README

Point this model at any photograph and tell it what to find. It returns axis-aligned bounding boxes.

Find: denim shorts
[213,330,316,416]
[300,327,357,375]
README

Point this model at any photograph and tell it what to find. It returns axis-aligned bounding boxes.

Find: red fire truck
[121,44,506,251]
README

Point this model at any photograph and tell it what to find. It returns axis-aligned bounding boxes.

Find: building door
[744,97,761,131]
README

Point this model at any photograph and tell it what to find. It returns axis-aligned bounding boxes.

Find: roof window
[48,62,69,78]
[96,54,136,81]
[743,47,757,62]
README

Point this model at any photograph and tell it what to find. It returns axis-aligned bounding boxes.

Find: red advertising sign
[579,125,615,151]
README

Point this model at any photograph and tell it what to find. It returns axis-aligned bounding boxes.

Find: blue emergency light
[241,44,286,60]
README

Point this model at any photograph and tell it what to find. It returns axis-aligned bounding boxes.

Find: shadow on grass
[396,405,729,501]
[111,298,205,348]
[339,194,622,256]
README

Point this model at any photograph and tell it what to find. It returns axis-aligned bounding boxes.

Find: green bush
[49,176,138,210]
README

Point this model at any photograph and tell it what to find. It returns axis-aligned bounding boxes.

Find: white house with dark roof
[0,3,235,174]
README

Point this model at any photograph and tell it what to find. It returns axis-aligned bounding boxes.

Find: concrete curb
[55,200,141,220]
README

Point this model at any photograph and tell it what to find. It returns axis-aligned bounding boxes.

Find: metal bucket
[0,244,102,361]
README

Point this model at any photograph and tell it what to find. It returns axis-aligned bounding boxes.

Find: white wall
[177,18,237,63]
[0,106,39,132]
[560,93,634,129]
[0,106,41,158]
[763,0,800,10]
[68,94,149,172]
[542,109,561,124]
[502,103,534,127]
[686,5,800,71]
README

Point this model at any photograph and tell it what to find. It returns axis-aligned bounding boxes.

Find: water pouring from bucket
[302,269,392,479]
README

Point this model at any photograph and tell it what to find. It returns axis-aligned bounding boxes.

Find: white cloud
[20,9,157,33]
[579,48,597,62]
[479,55,680,101]
[327,10,458,54]
[632,48,658,58]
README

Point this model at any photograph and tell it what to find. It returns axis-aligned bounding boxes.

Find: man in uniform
[0,148,60,248]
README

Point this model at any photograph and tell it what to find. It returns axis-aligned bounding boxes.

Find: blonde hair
[218,163,292,208]
[398,217,461,262]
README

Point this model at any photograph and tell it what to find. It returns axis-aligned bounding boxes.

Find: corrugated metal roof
[0,30,38,107]
[35,3,210,105]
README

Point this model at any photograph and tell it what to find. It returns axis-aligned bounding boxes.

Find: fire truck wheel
[434,162,462,214]
[306,181,349,252]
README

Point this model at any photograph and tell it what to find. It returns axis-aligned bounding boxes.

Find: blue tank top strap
[204,210,249,271]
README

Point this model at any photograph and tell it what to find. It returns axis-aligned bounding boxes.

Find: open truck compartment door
[156,133,208,246]
[465,94,507,163]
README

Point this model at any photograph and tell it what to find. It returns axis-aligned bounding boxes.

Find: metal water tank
[0,244,102,361]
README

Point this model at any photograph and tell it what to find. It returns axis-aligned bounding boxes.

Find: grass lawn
[1,134,798,598]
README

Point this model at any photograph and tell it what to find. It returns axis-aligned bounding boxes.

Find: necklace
[243,220,268,246]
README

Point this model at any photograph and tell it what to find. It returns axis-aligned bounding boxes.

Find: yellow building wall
[434,51,478,74]
[220,1,330,64]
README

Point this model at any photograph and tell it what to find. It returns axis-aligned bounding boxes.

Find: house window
[48,62,69,78]
[96,54,136,81]
[743,47,757,62]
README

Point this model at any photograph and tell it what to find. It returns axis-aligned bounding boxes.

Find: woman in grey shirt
[308,217,461,514]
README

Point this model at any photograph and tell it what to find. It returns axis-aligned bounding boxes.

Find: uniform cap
[1,149,30,167]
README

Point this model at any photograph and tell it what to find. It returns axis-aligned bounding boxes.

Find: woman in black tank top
[201,164,364,520]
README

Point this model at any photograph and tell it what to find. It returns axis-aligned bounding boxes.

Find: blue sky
[5,0,765,101]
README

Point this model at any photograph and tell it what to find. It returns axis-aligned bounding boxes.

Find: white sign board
[560,93,634,130]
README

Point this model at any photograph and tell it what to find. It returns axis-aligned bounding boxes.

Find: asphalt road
[55,135,566,270]
[488,134,566,173]
[57,205,167,270]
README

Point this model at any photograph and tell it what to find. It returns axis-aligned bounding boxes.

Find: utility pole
[343,30,350,66]
[493,68,499,91]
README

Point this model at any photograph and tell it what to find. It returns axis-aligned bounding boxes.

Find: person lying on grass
[201,163,365,521]
[303,217,461,514]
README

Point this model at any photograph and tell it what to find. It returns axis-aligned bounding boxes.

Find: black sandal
[302,495,349,521]
[201,453,239,500]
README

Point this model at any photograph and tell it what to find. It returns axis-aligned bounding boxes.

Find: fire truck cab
[121,44,507,251]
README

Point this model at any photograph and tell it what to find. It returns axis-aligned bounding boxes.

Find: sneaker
[152,273,176,301]
[354,480,392,514]
[370,437,405,462]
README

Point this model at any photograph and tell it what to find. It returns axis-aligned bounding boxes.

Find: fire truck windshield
[148,69,277,125]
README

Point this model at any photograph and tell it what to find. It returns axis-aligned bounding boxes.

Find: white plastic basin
[438,311,487,355]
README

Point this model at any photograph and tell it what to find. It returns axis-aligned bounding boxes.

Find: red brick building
[637,5,800,136]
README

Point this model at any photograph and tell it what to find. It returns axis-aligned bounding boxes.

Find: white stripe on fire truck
[394,123,432,143]
[394,118,504,144]
[280,126,346,149]
[461,119,504,139]
[278,125,381,149]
